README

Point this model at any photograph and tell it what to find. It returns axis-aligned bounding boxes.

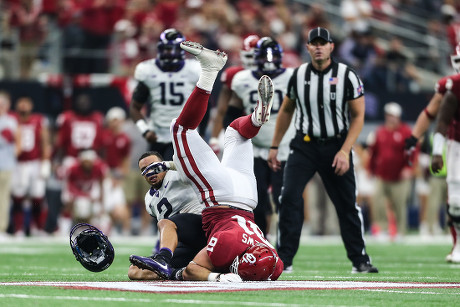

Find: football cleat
[351,262,379,273]
[253,75,274,126]
[180,41,227,72]
[129,254,173,280]
[449,243,460,263]
[283,265,293,273]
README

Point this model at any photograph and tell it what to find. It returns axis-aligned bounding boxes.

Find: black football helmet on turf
[156,28,186,71]
[70,223,114,272]
[254,37,283,75]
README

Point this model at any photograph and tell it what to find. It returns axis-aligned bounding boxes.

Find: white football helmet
[451,43,460,73]
[240,34,260,69]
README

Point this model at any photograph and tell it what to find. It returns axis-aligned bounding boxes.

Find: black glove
[404,135,418,150]
[404,135,418,166]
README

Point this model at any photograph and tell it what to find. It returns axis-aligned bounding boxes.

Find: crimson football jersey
[12,113,47,161]
[220,65,244,89]
[56,110,104,157]
[66,159,107,197]
[202,208,283,280]
[101,129,131,169]
[436,74,460,142]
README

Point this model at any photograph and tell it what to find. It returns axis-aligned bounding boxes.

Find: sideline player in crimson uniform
[405,45,460,262]
[130,28,200,161]
[61,149,107,227]
[10,97,51,235]
[228,37,294,236]
[431,73,460,263]
[101,107,131,235]
[368,102,414,238]
[54,93,104,169]
[131,41,283,282]
[208,34,260,155]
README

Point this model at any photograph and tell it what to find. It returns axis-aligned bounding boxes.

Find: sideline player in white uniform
[229,37,295,235]
[128,151,207,280]
[130,41,284,282]
[130,28,200,160]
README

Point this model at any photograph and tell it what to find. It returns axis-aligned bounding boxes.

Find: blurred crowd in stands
[0,0,458,239]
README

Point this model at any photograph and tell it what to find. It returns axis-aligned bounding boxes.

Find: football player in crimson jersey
[10,96,52,236]
[61,149,107,226]
[130,28,200,161]
[227,37,295,236]
[208,34,260,156]
[430,73,460,263]
[405,45,460,262]
[101,107,132,235]
[131,41,283,282]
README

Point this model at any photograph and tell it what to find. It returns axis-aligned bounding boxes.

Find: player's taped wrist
[209,137,219,145]
[432,132,445,156]
[136,119,150,136]
[207,272,221,281]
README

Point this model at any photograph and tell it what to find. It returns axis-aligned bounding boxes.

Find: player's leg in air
[129,41,277,281]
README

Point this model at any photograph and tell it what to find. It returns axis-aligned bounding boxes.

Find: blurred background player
[208,34,260,156]
[101,107,131,236]
[130,28,200,161]
[405,44,460,261]
[9,96,51,236]
[46,93,104,234]
[430,69,460,263]
[226,37,294,236]
[0,91,20,237]
[368,102,414,240]
[61,149,108,232]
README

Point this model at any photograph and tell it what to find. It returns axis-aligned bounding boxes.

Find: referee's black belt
[296,130,347,144]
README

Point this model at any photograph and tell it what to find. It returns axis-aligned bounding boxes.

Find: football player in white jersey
[130,28,200,160]
[128,151,207,280]
[227,37,295,236]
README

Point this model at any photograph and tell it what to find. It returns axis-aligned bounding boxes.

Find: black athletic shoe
[352,262,379,273]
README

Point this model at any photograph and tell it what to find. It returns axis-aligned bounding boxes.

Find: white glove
[216,273,243,282]
[40,160,51,179]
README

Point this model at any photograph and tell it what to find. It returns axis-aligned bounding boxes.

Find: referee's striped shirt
[287,60,364,138]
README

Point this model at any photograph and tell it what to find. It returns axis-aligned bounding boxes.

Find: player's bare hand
[144,131,157,143]
[431,155,443,173]
[268,148,281,172]
[332,150,349,176]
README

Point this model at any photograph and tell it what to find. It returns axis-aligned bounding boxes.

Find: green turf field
[0,236,459,306]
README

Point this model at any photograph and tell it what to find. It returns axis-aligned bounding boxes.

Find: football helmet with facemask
[240,34,260,70]
[254,37,284,75]
[157,28,186,71]
[230,243,277,281]
[451,43,460,73]
[70,223,115,272]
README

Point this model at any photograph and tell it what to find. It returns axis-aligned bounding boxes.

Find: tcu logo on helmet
[241,252,257,264]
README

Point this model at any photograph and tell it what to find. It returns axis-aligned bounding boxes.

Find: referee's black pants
[277,134,371,268]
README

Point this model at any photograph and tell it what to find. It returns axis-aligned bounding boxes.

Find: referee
[268,27,378,273]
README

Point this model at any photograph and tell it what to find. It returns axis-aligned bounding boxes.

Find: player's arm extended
[130,81,156,142]
[182,248,242,282]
